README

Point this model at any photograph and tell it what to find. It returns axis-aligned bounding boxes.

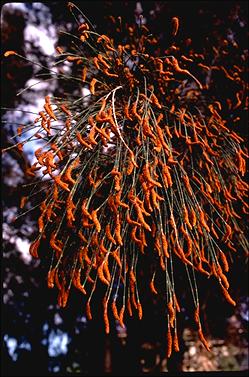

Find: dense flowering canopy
[4,2,248,357]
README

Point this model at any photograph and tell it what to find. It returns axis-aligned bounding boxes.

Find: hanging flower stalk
[4,3,248,356]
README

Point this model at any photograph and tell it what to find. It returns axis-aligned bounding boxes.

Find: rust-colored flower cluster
[5,3,248,356]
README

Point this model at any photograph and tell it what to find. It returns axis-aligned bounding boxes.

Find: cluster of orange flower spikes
[5,4,248,357]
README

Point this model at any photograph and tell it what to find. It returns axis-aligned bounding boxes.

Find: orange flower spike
[54,270,62,291]
[181,175,191,196]
[211,262,219,278]
[131,101,142,122]
[143,163,162,188]
[169,56,203,89]
[140,228,147,247]
[127,296,133,317]
[29,238,40,258]
[183,205,192,230]
[66,56,81,62]
[66,196,76,224]
[64,158,80,185]
[124,103,133,121]
[169,213,178,240]
[78,22,89,32]
[99,98,107,115]
[197,261,210,277]
[137,302,143,320]
[143,188,153,213]
[219,270,230,290]
[50,232,63,255]
[189,207,197,227]
[168,155,178,165]
[173,329,180,352]
[103,259,111,281]
[17,125,24,136]
[50,144,64,161]
[78,229,88,243]
[161,231,169,258]
[111,301,120,321]
[76,131,93,149]
[98,262,110,286]
[4,50,17,57]
[20,196,28,209]
[165,125,173,139]
[93,56,100,70]
[60,104,71,116]
[115,192,129,209]
[61,288,70,308]
[56,46,64,54]
[198,63,210,71]
[112,248,122,269]
[210,222,219,239]
[82,66,87,81]
[221,285,236,306]
[150,93,162,109]
[16,142,24,153]
[53,176,70,192]
[151,188,160,210]
[114,175,121,191]
[105,224,116,244]
[47,268,56,289]
[91,209,101,232]
[167,326,173,358]
[198,327,211,351]
[129,269,136,284]
[155,125,170,153]
[154,234,161,255]
[167,300,175,328]
[156,113,164,125]
[181,55,194,63]
[100,239,108,255]
[97,54,111,69]
[150,278,158,295]
[199,209,210,232]
[119,306,125,328]
[194,304,200,325]
[134,202,151,232]
[115,214,123,245]
[103,297,110,334]
[45,205,55,222]
[38,214,45,233]
[86,300,92,320]
[92,233,100,249]
[222,223,232,243]
[44,102,57,121]
[173,294,181,313]
[103,68,119,78]
[88,126,98,146]
[202,150,214,165]
[79,247,91,265]
[45,152,57,168]
[161,163,172,186]
[90,78,97,95]
[126,150,138,169]
[171,17,179,37]
[73,269,86,295]
[219,251,229,272]
[135,134,142,146]
[180,224,192,257]
[108,195,118,214]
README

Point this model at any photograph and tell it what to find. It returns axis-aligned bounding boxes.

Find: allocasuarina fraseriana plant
[4,2,248,357]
